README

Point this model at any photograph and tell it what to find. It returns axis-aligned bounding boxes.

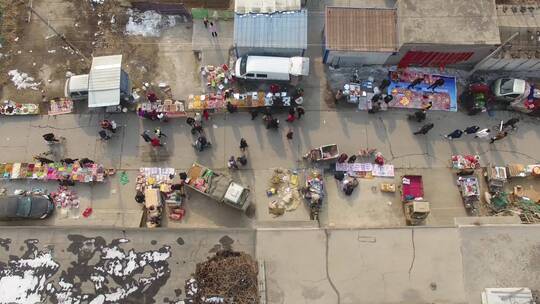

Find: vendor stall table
[0,161,111,183]
[138,99,186,118]
[1,101,39,115]
[48,98,74,115]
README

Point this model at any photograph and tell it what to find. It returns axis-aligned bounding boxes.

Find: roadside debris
[7,70,41,90]
[125,9,177,37]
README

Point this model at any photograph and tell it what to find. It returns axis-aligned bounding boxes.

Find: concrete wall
[323,50,394,66]
[235,47,305,58]
[385,43,497,68]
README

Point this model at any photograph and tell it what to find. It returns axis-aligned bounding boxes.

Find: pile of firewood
[185,250,259,304]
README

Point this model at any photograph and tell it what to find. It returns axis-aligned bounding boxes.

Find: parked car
[0,195,54,220]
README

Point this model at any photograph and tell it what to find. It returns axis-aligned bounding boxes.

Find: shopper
[154,127,166,138]
[427,78,445,91]
[79,158,94,166]
[463,125,480,135]
[228,156,238,169]
[413,123,434,135]
[186,117,195,126]
[250,109,258,120]
[237,155,248,166]
[286,129,294,140]
[61,158,78,164]
[135,191,145,204]
[444,129,463,140]
[410,110,426,122]
[209,22,218,37]
[43,133,59,143]
[422,101,433,111]
[407,76,425,90]
[203,17,209,28]
[347,155,357,163]
[99,130,111,141]
[490,131,508,144]
[191,121,203,134]
[203,109,210,121]
[337,153,348,163]
[503,118,520,130]
[100,119,117,133]
[474,128,490,139]
[296,106,305,119]
[226,102,237,113]
[151,137,164,147]
[141,130,152,142]
[239,138,248,152]
[286,108,296,123]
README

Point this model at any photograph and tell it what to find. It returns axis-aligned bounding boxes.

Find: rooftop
[234,10,307,50]
[325,7,398,52]
[88,55,122,108]
[398,0,501,45]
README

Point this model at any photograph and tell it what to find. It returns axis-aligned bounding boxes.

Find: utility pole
[27,4,90,64]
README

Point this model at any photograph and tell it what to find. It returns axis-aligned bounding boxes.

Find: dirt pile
[185,250,259,304]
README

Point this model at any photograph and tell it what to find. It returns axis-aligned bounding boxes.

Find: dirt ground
[0,0,202,105]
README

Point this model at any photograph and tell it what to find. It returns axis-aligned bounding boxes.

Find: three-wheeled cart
[303,144,339,162]
[400,175,430,226]
[302,169,324,220]
[484,164,507,193]
[457,175,480,214]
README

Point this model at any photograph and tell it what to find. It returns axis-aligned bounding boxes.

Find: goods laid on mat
[48,98,74,115]
[0,161,111,183]
[267,168,301,217]
[1,100,39,115]
[185,250,259,304]
[451,155,481,170]
[137,99,186,118]
[201,64,232,91]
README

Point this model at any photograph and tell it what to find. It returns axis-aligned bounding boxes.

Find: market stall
[187,89,300,111]
[1,100,39,115]
[457,175,480,214]
[137,99,187,119]
[267,168,301,217]
[201,64,232,93]
[48,98,74,115]
[302,168,324,220]
[0,161,112,183]
[451,155,481,175]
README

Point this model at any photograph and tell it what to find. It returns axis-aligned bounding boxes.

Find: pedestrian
[226,102,237,113]
[410,110,426,122]
[296,106,305,119]
[60,158,78,164]
[490,131,508,144]
[135,191,145,204]
[141,130,152,142]
[240,138,248,152]
[407,76,425,90]
[337,153,348,164]
[43,133,59,143]
[203,17,209,28]
[474,128,490,139]
[268,118,280,129]
[194,112,202,123]
[503,118,520,130]
[154,127,166,138]
[228,156,238,169]
[286,129,294,140]
[427,78,445,91]
[147,92,158,103]
[444,129,463,140]
[80,158,94,166]
[422,101,433,111]
[191,121,203,134]
[383,95,393,104]
[151,137,164,147]
[237,155,248,166]
[413,123,434,135]
[463,125,480,135]
[379,79,391,92]
[286,108,296,122]
[203,109,210,121]
[186,117,195,126]
[99,130,111,140]
[209,22,217,37]
[335,89,344,103]
[156,112,167,122]
[250,109,258,120]
[347,155,357,163]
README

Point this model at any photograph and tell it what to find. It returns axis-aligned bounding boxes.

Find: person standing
[151,137,164,147]
[490,131,508,144]
[427,78,445,91]
[250,109,258,120]
[194,112,202,123]
[228,156,238,169]
[141,130,152,142]
[286,129,294,140]
[99,130,111,141]
[463,125,480,135]
[240,138,248,152]
[154,128,166,138]
[422,101,433,111]
[296,106,305,119]
[209,22,217,37]
[503,118,519,130]
[202,109,210,121]
[286,108,296,123]
[474,128,490,139]
[203,17,209,28]
[43,133,60,143]
[444,129,463,140]
[413,123,434,135]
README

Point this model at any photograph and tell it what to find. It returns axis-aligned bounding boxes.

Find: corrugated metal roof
[325,7,398,52]
[234,10,307,50]
[235,0,301,14]
[88,55,122,108]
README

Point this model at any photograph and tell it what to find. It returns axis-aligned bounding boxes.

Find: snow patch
[125,9,177,37]
[7,70,41,90]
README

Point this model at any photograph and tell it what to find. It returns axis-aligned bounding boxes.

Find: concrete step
[255,220,320,229]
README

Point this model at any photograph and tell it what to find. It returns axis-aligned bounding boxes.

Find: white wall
[325,50,393,66]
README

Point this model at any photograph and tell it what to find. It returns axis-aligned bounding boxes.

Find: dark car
[0,195,54,220]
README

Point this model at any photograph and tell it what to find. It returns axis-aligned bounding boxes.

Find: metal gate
[398,51,474,69]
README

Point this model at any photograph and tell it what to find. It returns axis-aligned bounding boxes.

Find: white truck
[185,163,250,211]
[234,55,309,81]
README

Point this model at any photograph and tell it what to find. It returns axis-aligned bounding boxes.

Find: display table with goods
[187,90,300,111]
[303,169,324,220]
[1,100,39,115]
[267,168,301,217]
[451,155,481,174]
[0,161,113,183]
[48,98,74,115]
[137,99,186,119]
[201,64,232,92]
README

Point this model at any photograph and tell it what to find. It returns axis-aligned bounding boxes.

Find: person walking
[422,101,433,111]
[202,109,210,121]
[203,17,209,28]
[100,119,117,133]
[141,130,152,143]
[99,130,111,141]
[286,108,296,123]
[186,117,195,126]
[43,133,60,144]
[151,137,164,147]
[194,112,202,123]
[228,156,238,169]
[286,129,294,140]
[503,118,520,130]
[463,125,480,135]
[296,106,305,119]
[250,109,258,120]
[427,78,445,91]
[154,128,166,138]
[444,129,463,140]
[237,155,248,166]
[239,138,248,152]
[209,22,217,37]
[490,131,508,144]
[474,128,490,139]
[413,123,434,135]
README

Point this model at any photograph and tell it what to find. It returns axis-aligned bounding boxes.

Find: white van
[64,74,89,101]
[234,55,309,81]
